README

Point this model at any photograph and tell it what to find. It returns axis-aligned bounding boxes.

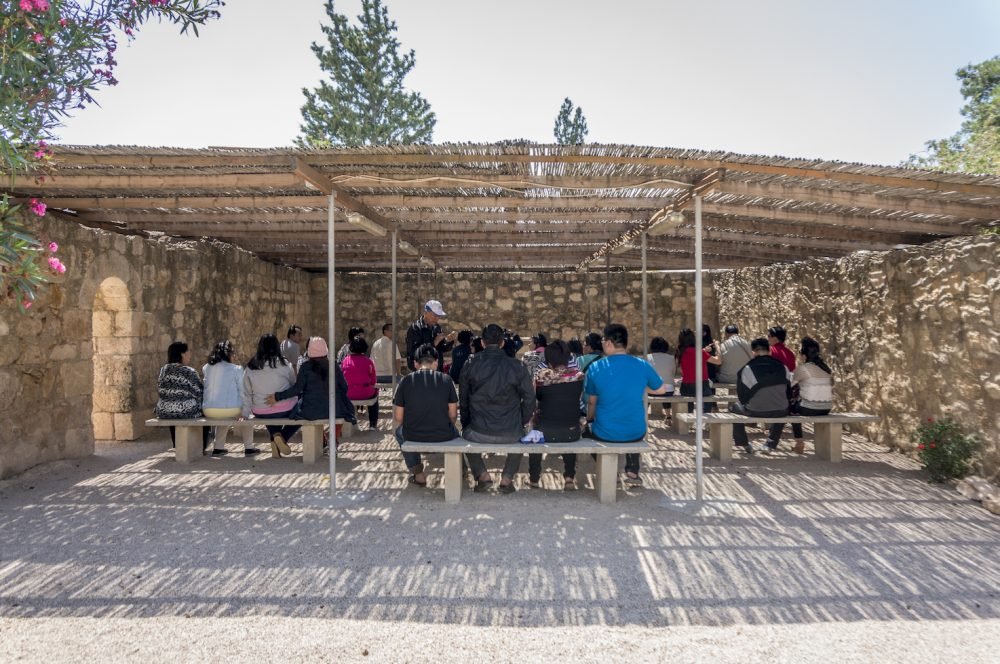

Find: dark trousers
[394,424,460,469]
[680,381,714,413]
[583,428,642,475]
[528,453,578,481]
[168,426,210,449]
[462,428,524,479]
[779,405,831,439]
[728,403,787,448]
[254,410,301,442]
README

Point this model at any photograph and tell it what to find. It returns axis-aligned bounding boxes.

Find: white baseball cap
[424,299,446,316]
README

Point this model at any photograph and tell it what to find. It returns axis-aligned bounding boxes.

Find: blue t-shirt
[583,354,664,441]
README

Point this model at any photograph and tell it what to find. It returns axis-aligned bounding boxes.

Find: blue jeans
[395,424,460,470]
[254,410,301,443]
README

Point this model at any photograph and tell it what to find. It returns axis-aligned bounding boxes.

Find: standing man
[460,323,536,494]
[731,338,792,455]
[280,325,304,373]
[370,322,402,384]
[717,324,753,385]
[406,299,456,372]
[584,323,668,485]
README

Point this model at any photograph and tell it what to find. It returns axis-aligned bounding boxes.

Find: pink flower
[28,199,46,216]
[19,0,32,11]
[48,242,58,252]
[32,0,49,10]
[32,33,44,44]
[57,262,67,274]
[150,0,169,6]
[59,18,68,27]
[48,257,60,271]
[22,300,33,310]
[917,443,925,450]
[34,149,47,159]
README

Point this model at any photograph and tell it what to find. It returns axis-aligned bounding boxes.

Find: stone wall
[309,270,719,356]
[714,235,1000,481]
[0,214,312,479]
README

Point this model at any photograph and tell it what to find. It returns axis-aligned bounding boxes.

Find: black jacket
[459,346,535,435]
[736,355,791,416]
[275,361,356,423]
[406,316,453,371]
[449,343,472,382]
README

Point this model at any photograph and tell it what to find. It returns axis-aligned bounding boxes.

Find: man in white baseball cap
[405,299,456,371]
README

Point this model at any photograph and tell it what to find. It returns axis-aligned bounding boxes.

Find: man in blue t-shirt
[583,323,667,485]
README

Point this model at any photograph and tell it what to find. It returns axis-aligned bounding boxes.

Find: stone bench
[400,439,649,505]
[646,394,738,434]
[145,418,343,464]
[700,412,880,462]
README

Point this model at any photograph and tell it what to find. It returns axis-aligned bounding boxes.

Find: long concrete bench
[400,438,649,505]
[701,412,880,462]
[145,418,343,464]
[646,394,737,433]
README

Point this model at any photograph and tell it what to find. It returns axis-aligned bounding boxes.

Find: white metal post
[327,193,337,496]
[391,231,398,389]
[694,194,704,502]
[642,230,648,358]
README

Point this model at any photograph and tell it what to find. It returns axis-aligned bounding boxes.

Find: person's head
[584,332,603,354]
[307,337,329,358]
[347,326,365,343]
[767,325,787,345]
[481,323,504,347]
[602,323,628,350]
[649,336,670,354]
[677,328,697,352]
[530,332,548,350]
[349,337,369,355]
[167,341,189,364]
[543,339,571,369]
[251,333,285,369]
[800,336,822,362]
[415,343,439,368]
[287,325,303,344]
[568,338,584,356]
[702,324,714,342]
[423,299,446,325]
[472,336,485,353]
[457,329,474,346]
[724,324,739,337]
[751,337,771,356]
[207,340,233,366]
[381,322,392,337]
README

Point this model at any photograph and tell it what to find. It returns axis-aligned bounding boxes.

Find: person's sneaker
[622,472,643,486]
[473,478,493,493]
[739,444,755,456]
[273,433,292,456]
[527,479,541,488]
[563,478,578,491]
[244,448,260,456]
[761,445,777,455]
[498,482,516,494]
[211,449,229,456]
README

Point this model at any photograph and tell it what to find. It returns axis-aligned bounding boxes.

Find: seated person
[789,336,834,454]
[341,336,379,430]
[393,344,459,487]
[584,323,667,485]
[730,338,792,455]
[460,323,536,494]
[527,340,585,491]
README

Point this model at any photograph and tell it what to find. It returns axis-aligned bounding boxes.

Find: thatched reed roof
[9,142,1000,272]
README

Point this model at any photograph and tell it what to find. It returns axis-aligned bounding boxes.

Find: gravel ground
[1,419,998,663]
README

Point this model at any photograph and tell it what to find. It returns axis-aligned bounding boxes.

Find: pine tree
[553,97,589,145]
[296,0,436,148]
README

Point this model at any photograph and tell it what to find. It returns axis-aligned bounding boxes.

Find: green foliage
[553,97,589,145]
[911,416,980,483]
[0,0,223,309]
[296,0,435,148]
[907,56,1000,174]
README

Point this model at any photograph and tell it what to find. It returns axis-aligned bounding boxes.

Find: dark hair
[286,325,301,339]
[568,338,584,356]
[472,336,485,353]
[649,336,670,354]
[702,324,714,344]
[349,337,369,355]
[415,343,439,365]
[308,357,329,383]
[457,329,474,346]
[207,340,233,366]
[724,324,739,334]
[675,328,696,360]
[347,326,365,342]
[248,333,287,370]
[584,332,603,354]
[544,339,571,368]
[167,341,188,364]
[751,337,770,352]
[603,323,628,348]
[531,332,548,348]
[767,325,787,343]
[800,336,832,374]
[482,323,504,346]
[382,322,392,334]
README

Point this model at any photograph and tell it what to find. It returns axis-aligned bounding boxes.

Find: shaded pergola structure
[12,143,1000,273]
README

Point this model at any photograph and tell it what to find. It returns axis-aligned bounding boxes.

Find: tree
[1,0,224,311]
[553,97,589,145]
[906,56,1000,174]
[296,0,435,148]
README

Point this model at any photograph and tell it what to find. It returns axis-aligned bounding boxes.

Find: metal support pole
[417,264,422,316]
[327,193,337,496]
[642,230,648,358]
[605,252,611,326]
[694,194,704,502]
[391,231,397,389]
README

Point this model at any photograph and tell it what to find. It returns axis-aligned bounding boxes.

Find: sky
[57,0,1000,167]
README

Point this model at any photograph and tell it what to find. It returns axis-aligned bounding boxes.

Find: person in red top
[341,336,379,430]
[767,325,803,452]
[676,328,721,413]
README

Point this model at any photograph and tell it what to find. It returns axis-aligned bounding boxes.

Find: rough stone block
[114,311,146,337]
[92,411,114,440]
[61,361,93,398]
[16,317,43,338]
[95,336,141,356]
[93,386,133,413]
[985,496,1000,516]
[91,311,114,337]
[50,344,78,361]
[113,411,146,441]
[0,318,9,336]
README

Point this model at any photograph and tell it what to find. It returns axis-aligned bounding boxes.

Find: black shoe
[244,448,260,456]
[498,482,516,494]
[740,444,755,456]
[211,449,229,456]
[473,479,493,493]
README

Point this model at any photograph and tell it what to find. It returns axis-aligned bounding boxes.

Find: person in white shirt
[370,322,402,384]
[790,336,834,455]
[202,341,256,456]
[717,324,753,384]
[280,325,304,373]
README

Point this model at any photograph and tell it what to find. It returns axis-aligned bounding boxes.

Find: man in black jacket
[460,323,536,493]
[405,299,456,371]
[730,338,792,455]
